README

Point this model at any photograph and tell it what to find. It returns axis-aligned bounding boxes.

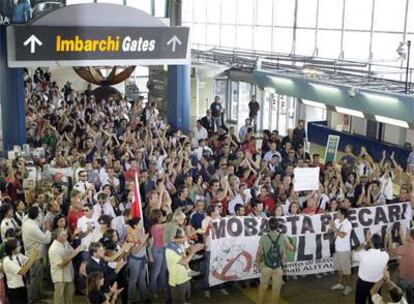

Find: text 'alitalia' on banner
[208,203,412,287]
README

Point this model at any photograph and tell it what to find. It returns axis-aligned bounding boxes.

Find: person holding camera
[256,217,295,304]
[353,232,389,304]
[329,208,353,296]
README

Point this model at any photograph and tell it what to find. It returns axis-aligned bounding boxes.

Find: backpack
[263,233,282,269]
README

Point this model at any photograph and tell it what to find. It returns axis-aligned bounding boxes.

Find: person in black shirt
[292,119,307,150]
[87,271,123,304]
[200,110,215,136]
[248,95,260,131]
[210,96,223,132]
[86,242,126,292]
[171,186,194,214]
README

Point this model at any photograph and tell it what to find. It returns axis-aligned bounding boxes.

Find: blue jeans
[203,251,210,290]
[397,277,414,304]
[150,247,167,293]
[128,255,148,302]
[212,117,221,132]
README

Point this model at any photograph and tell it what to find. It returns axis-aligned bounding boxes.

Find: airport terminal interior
[0,0,413,304]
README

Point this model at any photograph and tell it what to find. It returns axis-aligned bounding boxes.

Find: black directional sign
[7,25,190,67]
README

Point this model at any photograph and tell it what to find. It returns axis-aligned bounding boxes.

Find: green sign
[324,135,340,163]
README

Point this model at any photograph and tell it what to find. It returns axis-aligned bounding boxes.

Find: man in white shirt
[228,184,251,215]
[49,229,83,304]
[193,120,208,146]
[111,208,130,242]
[329,208,353,296]
[93,158,109,186]
[22,206,52,304]
[92,193,116,219]
[238,119,251,142]
[77,203,98,253]
[193,139,213,161]
[263,142,282,162]
[354,233,389,304]
[73,169,93,194]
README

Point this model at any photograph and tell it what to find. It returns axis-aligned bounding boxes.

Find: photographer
[354,232,389,304]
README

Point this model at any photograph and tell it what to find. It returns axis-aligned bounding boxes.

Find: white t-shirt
[379,174,394,200]
[77,216,97,251]
[354,249,389,282]
[0,218,19,241]
[202,216,212,251]
[3,253,28,288]
[48,240,75,283]
[228,194,245,215]
[334,218,352,252]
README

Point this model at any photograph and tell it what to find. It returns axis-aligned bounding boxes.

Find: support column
[0,26,26,151]
[167,64,190,132]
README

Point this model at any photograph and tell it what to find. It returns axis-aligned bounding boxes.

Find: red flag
[130,173,143,219]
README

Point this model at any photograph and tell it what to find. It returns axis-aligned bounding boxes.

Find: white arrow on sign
[23,34,43,54]
[166,35,182,52]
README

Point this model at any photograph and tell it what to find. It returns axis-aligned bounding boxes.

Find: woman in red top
[149,209,167,297]
[302,195,324,215]
[242,135,257,156]
[67,191,84,233]
[259,187,276,215]
[211,188,229,216]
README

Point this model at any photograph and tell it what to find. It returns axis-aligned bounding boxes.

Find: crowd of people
[0,67,411,304]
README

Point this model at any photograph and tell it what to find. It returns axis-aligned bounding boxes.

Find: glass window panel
[409,34,414,68]
[207,0,221,24]
[343,33,369,61]
[295,29,315,56]
[182,0,193,22]
[297,0,317,28]
[97,0,123,4]
[344,0,372,30]
[374,0,405,32]
[231,81,239,120]
[343,31,370,60]
[127,0,151,13]
[238,82,251,122]
[236,26,253,49]
[221,0,237,24]
[237,0,254,25]
[256,0,273,26]
[66,0,93,4]
[254,27,272,51]
[317,30,341,58]
[408,0,414,33]
[192,24,206,46]
[215,80,228,113]
[274,0,295,27]
[221,25,236,47]
[206,24,220,46]
[154,0,166,17]
[135,66,149,76]
[193,0,206,23]
[318,0,343,29]
[372,33,404,61]
[273,28,293,53]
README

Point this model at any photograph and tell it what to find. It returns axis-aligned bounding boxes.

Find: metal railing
[191,44,413,95]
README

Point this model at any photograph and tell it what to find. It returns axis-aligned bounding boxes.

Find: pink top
[395,242,414,281]
[151,224,165,248]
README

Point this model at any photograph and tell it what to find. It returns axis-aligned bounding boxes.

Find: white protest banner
[293,167,320,191]
[209,203,412,287]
